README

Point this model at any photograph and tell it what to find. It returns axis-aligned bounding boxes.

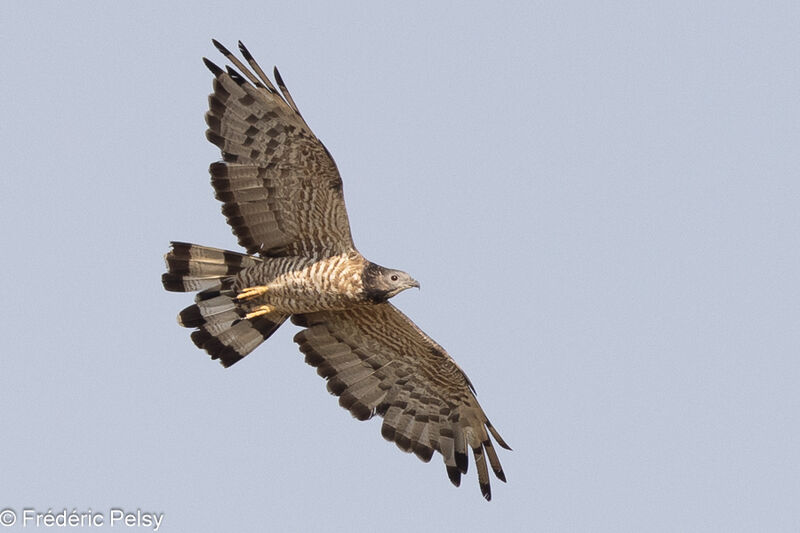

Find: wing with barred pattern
[292,303,510,500]
[204,40,354,258]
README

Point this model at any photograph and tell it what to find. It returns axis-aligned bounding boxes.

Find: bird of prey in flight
[163,40,510,500]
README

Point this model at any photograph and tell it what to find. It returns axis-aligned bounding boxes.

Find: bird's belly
[237,256,365,315]
[271,285,362,314]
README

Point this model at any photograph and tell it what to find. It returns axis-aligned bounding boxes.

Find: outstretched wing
[292,303,510,500]
[204,40,354,258]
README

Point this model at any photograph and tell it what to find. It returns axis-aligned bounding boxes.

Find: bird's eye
[390,274,398,281]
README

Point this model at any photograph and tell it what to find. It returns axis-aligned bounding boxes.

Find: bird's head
[362,262,420,302]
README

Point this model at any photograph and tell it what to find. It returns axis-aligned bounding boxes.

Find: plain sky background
[1,1,798,532]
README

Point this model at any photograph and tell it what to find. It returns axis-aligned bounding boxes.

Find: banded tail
[162,242,287,367]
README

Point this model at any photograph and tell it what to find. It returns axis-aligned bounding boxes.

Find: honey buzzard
[162,40,510,500]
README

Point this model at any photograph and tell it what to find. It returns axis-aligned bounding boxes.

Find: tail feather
[191,292,239,320]
[162,241,261,292]
[163,242,288,366]
[191,313,285,367]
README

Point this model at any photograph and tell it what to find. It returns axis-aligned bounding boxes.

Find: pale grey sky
[1,1,799,532]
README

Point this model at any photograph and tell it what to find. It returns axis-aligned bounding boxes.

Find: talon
[237,285,269,300]
[244,305,276,320]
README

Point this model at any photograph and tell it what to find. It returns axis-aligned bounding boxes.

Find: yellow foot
[244,305,276,320]
[237,285,269,300]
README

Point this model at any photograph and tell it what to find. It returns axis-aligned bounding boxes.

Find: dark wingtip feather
[203,57,223,76]
[380,423,396,442]
[225,65,246,85]
[273,66,285,87]
[446,466,461,487]
[483,438,507,483]
[206,130,225,149]
[211,39,233,57]
[487,421,512,450]
[209,161,227,177]
[413,444,434,463]
[219,351,244,368]
[455,451,469,474]
[238,40,253,61]
[481,482,492,501]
